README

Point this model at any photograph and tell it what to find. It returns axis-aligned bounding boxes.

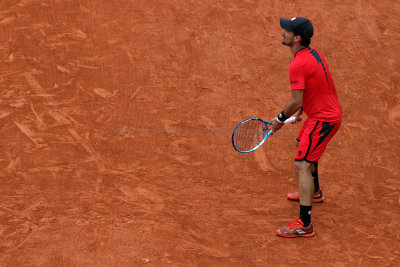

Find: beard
[282,37,293,46]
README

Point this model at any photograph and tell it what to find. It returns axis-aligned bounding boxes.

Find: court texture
[0,0,399,265]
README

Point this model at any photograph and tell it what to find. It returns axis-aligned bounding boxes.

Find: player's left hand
[292,108,303,124]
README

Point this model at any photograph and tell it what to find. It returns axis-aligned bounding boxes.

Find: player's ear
[294,35,302,43]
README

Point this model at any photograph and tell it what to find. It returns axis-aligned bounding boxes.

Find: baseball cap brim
[280,18,293,31]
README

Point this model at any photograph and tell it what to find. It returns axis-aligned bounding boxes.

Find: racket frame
[232,117,296,153]
[231,118,272,153]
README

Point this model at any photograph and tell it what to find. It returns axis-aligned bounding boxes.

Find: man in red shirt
[270,17,342,237]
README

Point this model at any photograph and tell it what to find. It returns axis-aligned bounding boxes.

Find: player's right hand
[270,117,284,134]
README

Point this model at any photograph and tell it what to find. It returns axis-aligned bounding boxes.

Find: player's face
[282,29,294,46]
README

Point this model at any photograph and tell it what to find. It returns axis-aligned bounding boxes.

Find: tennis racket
[232,117,296,153]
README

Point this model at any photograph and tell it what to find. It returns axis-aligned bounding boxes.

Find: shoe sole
[277,231,315,238]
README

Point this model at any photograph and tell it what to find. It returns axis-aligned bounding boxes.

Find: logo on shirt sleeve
[291,80,299,85]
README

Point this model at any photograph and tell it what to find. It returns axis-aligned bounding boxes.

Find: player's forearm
[283,99,302,118]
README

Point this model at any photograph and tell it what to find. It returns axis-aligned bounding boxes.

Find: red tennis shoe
[287,188,324,203]
[277,218,314,238]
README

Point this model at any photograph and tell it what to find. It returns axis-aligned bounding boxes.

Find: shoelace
[287,218,302,229]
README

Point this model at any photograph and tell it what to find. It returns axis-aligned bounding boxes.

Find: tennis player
[270,17,342,237]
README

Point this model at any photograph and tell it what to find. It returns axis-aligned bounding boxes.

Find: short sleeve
[289,62,306,90]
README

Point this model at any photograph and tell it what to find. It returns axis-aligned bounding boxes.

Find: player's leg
[297,140,319,193]
[297,139,318,186]
[277,120,316,238]
[288,122,323,202]
[277,160,315,238]
[311,162,319,192]
[294,160,313,206]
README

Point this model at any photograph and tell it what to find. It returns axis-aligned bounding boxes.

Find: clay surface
[1,0,399,265]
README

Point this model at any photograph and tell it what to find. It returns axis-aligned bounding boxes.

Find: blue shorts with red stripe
[295,118,341,163]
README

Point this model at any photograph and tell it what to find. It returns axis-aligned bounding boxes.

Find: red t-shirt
[289,47,342,122]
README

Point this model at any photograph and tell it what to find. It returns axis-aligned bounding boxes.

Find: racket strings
[233,119,267,152]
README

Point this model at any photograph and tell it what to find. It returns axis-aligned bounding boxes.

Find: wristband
[277,111,289,122]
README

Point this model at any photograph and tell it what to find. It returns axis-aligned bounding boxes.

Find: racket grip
[284,116,296,125]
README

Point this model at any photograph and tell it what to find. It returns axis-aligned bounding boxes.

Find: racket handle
[284,116,296,125]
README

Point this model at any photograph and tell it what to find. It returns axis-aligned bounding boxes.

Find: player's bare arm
[271,89,303,133]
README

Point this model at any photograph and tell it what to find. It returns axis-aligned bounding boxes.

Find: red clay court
[1,0,399,265]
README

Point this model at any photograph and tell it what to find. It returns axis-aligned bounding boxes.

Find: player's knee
[294,160,310,174]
